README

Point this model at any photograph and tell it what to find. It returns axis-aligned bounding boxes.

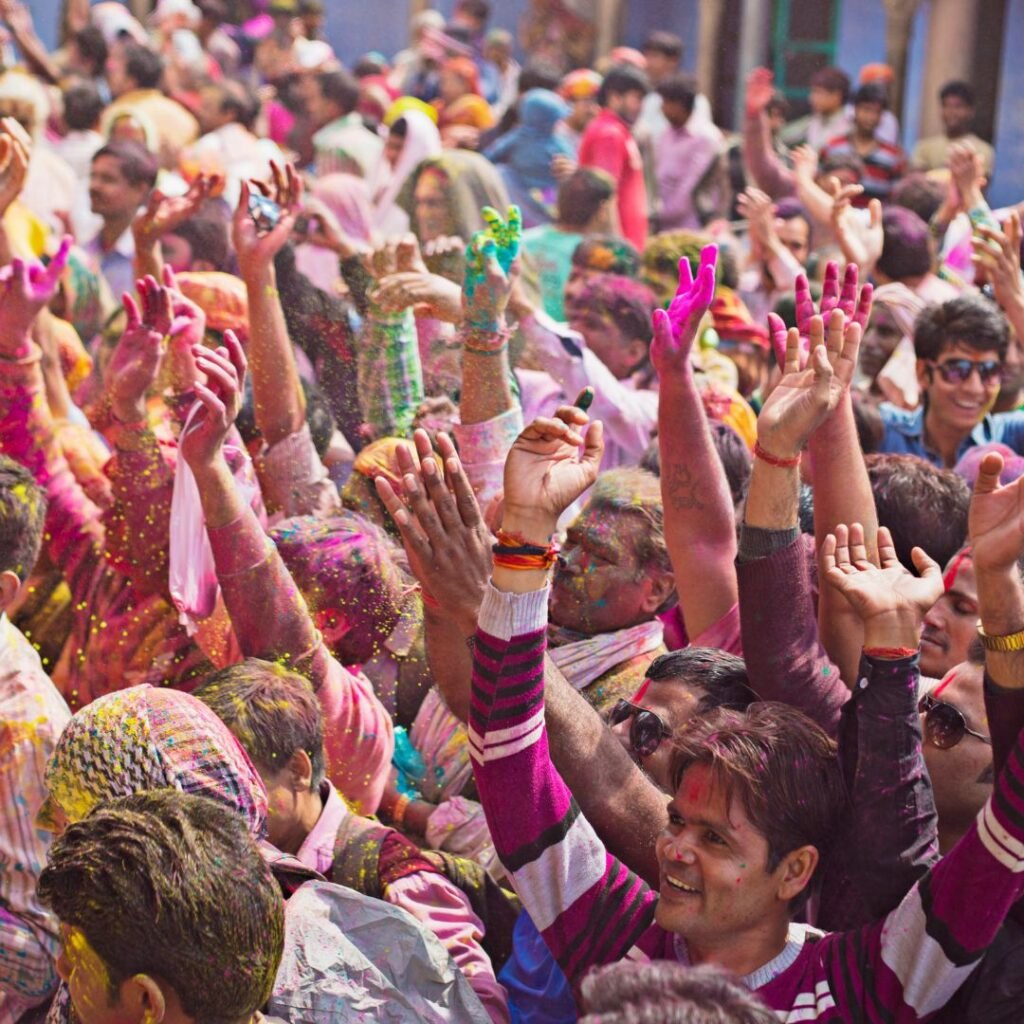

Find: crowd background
[3,1,1024,1023]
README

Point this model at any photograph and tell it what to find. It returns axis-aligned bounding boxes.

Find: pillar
[917,0,980,138]
[696,0,727,101]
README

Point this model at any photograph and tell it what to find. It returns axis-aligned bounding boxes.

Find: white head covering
[368,109,441,234]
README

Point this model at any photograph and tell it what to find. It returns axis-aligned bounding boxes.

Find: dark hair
[72,26,108,76]
[195,659,327,789]
[574,273,657,344]
[317,69,360,116]
[877,207,932,280]
[866,453,970,571]
[517,64,561,94]
[774,196,812,238]
[820,150,864,178]
[38,790,283,1023]
[62,81,104,132]
[657,74,697,114]
[236,375,335,458]
[853,82,888,108]
[940,80,975,106]
[455,0,490,22]
[890,173,946,223]
[209,79,260,130]
[92,139,160,189]
[0,455,46,580]
[642,31,683,61]
[167,212,232,271]
[598,65,650,106]
[646,647,757,716]
[765,92,789,119]
[123,44,164,90]
[914,293,1010,362]
[571,234,641,276]
[580,961,777,1024]
[557,167,615,229]
[669,704,845,900]
[810,66,850,101]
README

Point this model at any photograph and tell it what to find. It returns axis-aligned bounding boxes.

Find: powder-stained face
[920,551,977,680]
[550,509,661,635]
[56,925,127,1024]
[413,168,455,243]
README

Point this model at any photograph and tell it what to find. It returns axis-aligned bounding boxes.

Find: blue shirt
[879,401,1024,467]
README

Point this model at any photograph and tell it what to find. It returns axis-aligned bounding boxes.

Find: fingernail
[423,458,436,476]
[403,473,418,492]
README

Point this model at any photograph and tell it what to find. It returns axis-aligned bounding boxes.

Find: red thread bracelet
[863,646,918,660]
[753,441,801,468]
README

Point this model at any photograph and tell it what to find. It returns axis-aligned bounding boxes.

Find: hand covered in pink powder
[769,261,872,372]
[107,276,172,422]
[0,235,72,359]
[180,330,247,471]
[161,264,207,393]
[651,243,717,378]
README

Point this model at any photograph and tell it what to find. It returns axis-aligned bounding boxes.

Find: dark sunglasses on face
[929,358,1002,386]
[609,699,673,757]
[918,693,992,750]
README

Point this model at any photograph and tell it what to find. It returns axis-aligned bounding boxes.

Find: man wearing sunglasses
[879,293,1024,467]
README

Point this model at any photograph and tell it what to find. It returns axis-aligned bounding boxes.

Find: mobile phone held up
[248,191,281,235]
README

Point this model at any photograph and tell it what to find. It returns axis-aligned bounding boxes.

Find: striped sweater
[469,583,1024,1021]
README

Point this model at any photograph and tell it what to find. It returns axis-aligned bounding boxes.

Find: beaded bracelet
[863,646,918,660]
[753,441,801,469]
[493,528,560,570]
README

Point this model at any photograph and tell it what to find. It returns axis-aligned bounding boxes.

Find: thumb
[911,545,942,580]
[581,419,604,475]
[974,451,1005,495]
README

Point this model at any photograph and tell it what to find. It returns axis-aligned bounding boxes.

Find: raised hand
[374,430,492,631]
[948,140,986,209]
[464,205,521,305]
[132,172,224,250]
[973,212,1024,315]
[107,277,172,423]
[462,228,520,333]
[822,523,942,648]
[297,194,371,260]
[758,308,861,459]
[968,450,1024,574]
[161,264,207,392]
[650,244,717,376]
[179,331,247,470]
[736,188,776,261]
[502,400,604,542]
[791,144,819,182]
[0,236,72,358]
[232,161,303,278]
[372,270,463,323]
[0,128,29,216]
[745,66,774,118]
[831,185,883,271]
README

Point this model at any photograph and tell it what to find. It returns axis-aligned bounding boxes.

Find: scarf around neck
[548,619,664,691]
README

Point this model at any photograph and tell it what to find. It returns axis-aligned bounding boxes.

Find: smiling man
[879,294,1024,467]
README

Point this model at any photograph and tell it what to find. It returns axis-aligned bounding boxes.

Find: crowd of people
[2,1,1024,1022]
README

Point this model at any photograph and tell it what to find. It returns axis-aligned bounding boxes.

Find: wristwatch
[976,622,1024,652]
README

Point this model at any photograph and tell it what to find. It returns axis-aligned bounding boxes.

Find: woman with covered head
[370,108,442,235]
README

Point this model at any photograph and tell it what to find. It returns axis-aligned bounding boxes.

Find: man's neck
[923,405,971,467]
[687,918,792,980]
[277,787,325,854]
[99,213,134,250]
[946,126,969,141]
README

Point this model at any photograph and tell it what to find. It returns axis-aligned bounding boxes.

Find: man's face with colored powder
[920,548,977,679]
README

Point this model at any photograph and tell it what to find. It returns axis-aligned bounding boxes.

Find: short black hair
[209,79,260,130]
[642,31,683,61]
[38,790,284,1023]
[123,44,164,90]
[940,80,975,106]
[0,455,46,581]
[455,0,490,22]
[62,81,104,132]
[878,207,932,280]
[852,82,887,108]
[195,659,327,789]
[92,139,160,189]
[914,293,1009,362]
[72,26,108,75]
[557,167,615,229]
[317,69,360,116]
[646,647,757,715]
[810,66,851,101]
[167,212,232,271]
[890,173,946,223]
[598,65,650,106]
[657,74,697,114]
[866,453,970,571]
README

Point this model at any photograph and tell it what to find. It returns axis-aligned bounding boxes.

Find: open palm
[651,244,717,376]
[823,523,943,625]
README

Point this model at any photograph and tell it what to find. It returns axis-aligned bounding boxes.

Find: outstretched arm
[741,68,795,199]
[181,333,393,812]
[652,245,737,640]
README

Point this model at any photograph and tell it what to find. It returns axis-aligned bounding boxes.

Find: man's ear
[627,337,649,372]
[0,569,21,615]
[640,570,675,616]
[916,358,932,394]
[287,748,314,792]
[119,973,168,1024]
[775,844,819,903]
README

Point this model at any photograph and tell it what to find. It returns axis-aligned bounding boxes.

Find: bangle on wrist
[863,645,918,660]
[493,528,560,570]
[391,793,412,829]
[753,440,801,468]
[976,622,1024,652]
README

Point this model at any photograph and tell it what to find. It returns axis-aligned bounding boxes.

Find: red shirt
[578,109,648,249]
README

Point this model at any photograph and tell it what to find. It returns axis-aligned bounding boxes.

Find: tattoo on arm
[666,464,705,511]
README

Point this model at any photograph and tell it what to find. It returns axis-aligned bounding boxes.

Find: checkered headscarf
[43,685,268,838]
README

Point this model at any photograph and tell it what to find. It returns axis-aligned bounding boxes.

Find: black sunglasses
[609,699,673,757]
[918,693,992,750]
[929,358,1002,386]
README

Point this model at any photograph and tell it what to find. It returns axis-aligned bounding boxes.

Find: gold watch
[976,622,1024,652]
